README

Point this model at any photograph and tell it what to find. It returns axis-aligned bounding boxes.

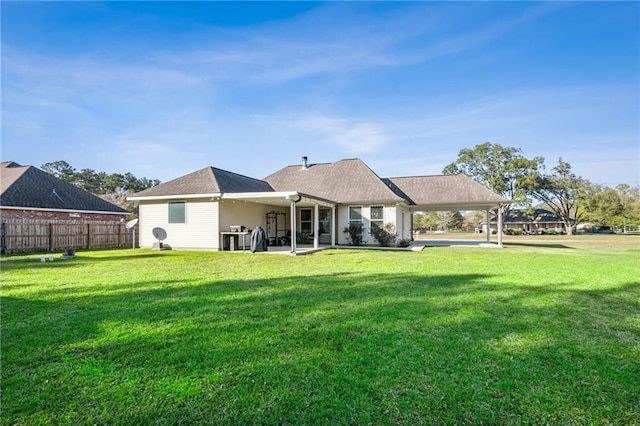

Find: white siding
[219,201,287,230]
[219,201,288,247]
[138,199,219,249]
[336,204,401,245]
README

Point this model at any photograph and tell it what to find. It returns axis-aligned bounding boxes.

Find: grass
[2,236,639,425]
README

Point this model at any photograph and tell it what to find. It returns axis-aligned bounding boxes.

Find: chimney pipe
[301,156,308,170]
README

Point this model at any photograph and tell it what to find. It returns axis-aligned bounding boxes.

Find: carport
[385,174,512,247]
[409,202,508,247]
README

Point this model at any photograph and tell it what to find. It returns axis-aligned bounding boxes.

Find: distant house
[129,157,510,252]
[1,161,129,222]
[497,208,566,234]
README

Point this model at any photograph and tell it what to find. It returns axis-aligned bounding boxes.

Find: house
[1,161,129,222]
[1,161,131,253]
[496,208,566,234]
[128,157,510,252]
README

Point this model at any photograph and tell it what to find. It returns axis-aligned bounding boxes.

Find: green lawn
[2,237,639,425]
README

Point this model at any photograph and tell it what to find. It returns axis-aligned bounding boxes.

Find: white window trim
[168,200,187,224]
[370,205,385,229]
[348,205,364,224]
[300,207,313,234]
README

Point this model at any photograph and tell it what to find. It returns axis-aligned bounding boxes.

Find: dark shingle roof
[0,162,128,214]
[131,166,274,198]
[503,208,563,223]
[263,159,405,204]
[384,174,510,206]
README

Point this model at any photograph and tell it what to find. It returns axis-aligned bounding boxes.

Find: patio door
[319,207,331,243]
[300,208,312,239]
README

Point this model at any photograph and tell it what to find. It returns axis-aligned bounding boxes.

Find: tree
[521,158,589,235]
[443,142,542,206]
[413,212,439,231]
[435,211,463,231]
[103,173,125,195]
[41,161,76,183]
[40,161,160,215]
[582,186,622,225]
[75,168,102,193]
[617,184,640,232]
[582,184,640,231]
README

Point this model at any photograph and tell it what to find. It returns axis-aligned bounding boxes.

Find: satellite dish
[152,227,167,241]
[126,218,139,230]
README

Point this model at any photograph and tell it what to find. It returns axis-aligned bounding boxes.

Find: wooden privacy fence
[1,219,138,253]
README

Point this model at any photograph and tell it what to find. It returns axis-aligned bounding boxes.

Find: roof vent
[301,156,308,170]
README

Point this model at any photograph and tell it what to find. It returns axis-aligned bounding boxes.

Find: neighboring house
[1,161,129,222]
[496,208,566,234]
[128,157,510,252]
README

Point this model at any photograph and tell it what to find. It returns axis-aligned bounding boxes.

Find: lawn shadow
[504,241,574,249]
[0,250,168,271]
[3,265,639,424]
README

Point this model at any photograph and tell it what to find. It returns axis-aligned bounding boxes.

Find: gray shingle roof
[131,166,274,198]
[384,174,510,206]
[263,159,406,204]
[127,159,511,208]
[502,208,563,223]
[0,162,128,214]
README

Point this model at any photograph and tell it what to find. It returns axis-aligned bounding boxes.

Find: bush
[397,238,412,248]
[370,223,398,247]
[343,222,365,246]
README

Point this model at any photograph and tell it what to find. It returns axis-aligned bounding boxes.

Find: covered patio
[219,191,337,254]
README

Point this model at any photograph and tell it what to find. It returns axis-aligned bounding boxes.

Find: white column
[331,206,336,246]
[313,204,319,249]
[410,212,414,240]
[290,202,297,254]
[486,208,491,243]
[498,205,504,247]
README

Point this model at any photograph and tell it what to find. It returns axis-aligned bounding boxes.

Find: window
[168,201,186,223]
[370,206,384,230]
[347,206,364,243]
[349,206,362,225]
[300,208,312,235]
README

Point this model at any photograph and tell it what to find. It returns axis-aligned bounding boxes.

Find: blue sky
[2,1,638,187]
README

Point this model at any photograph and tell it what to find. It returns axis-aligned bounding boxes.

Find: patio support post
[290,202,297,254]
[313,204,319,249]
[486,208,491,244]
[498,205,504,247]
[410,212,414,240]
[331,207,336,246]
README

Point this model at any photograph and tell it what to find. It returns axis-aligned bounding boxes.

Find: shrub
[397,238,412,248]
[343,222,365,246]
[370,223,398,247]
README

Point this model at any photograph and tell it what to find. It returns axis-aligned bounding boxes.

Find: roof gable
[385,174,510,207]
[131,166,274,198]
[0,163,128,214]
[263,159,405,204]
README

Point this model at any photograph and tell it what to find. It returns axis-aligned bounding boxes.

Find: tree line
[41,160,160,214]
[432,142,640,234]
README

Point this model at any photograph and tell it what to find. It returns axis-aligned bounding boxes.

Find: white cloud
[299,116,387,154]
